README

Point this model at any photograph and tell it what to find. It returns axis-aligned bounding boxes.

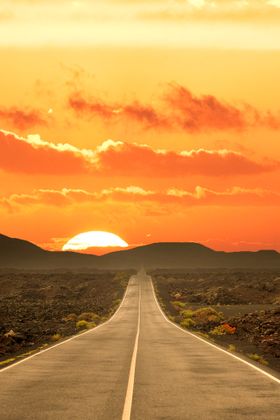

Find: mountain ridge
[0,233,279,269]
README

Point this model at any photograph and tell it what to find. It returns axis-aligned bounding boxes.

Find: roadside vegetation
[152,269,280,372]
[0,270,131,367]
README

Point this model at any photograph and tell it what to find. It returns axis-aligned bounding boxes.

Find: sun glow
[62,231,128,251]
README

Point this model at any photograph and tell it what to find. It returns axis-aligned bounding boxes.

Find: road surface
[0,271,279,419]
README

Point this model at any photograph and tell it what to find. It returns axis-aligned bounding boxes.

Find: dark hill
[0,234,99,269]
[100,243,280,269]
[100,242,217,268]
[0,234,280,269]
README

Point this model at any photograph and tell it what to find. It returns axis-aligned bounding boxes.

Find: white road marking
[0,277,132,373]
[122,280,141,420]
[150,276,280,385]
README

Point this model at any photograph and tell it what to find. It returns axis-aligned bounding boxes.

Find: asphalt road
[0,271,279,419]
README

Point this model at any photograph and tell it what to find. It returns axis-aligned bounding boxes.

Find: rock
[4,330,16,338]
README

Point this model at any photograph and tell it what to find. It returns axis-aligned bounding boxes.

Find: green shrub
[171,301,186,310]
[76,320,96,330]
[113,299,121,307]
[76,320,89,329]
[51,333,61,342]
[209,325,226,336]
[228,344,236,352]
[180,318,196,329]
[0,358,15,366]
[192,307,223,325]
[248,353,268,366]
[180,309,194,319]
[77,312,100,322]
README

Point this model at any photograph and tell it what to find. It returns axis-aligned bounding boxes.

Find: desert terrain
[152,269,280,372]
[0,270,130,366]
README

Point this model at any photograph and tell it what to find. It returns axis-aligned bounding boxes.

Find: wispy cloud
[69,84,280,132]
[0,107,48,130]
[1,185,280,211]
[69,94,169,129]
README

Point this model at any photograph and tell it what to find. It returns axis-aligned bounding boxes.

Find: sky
[0,0,280,252]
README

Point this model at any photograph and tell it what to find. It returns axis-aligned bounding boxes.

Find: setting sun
[62,231,128,251]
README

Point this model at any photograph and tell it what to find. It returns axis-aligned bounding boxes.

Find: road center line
[150,276,280,385]
[122,279,141,420]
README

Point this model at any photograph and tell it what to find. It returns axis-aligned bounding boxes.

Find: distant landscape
[1,232,280,373]
[1,233,280,270]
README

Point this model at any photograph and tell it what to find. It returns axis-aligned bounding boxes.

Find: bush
[222,323,236,335]
[76,320,96,330]
[180,318,196,329]
[171,301,186,310]
[210,323,236,336]
[180,309,194,319]
[210,325,226,336]
[248,353,268,366]
[192,307,223,325]
[114,298,122,305]
[77,312,100,322]
[76,320,89,329]
[0,358,16,366]
[62,313,77,322]
[51,333,61,342]
[228,344,236,352]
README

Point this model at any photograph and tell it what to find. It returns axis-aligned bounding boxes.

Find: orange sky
[0,0,280,252]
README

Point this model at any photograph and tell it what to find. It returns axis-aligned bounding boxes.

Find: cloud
[0,130,93,174]
[95,140,276,177]
[1,185,280,211]
[164,84,246,131]
[69,84,280,132]
[69,94,169,129]
[166,186,280,206]
[0,107,48,130]
[0,187,157,211]
[0,129,277,176]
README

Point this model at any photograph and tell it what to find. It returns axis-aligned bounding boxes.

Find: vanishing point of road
[0,271,279,419]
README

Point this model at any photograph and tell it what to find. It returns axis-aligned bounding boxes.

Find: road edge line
[150,277,280,385]
[0,277,132,373]
[122,280,141,420]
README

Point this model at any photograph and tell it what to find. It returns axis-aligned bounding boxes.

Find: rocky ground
[152,269,280,372]
[0,270,131,366]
